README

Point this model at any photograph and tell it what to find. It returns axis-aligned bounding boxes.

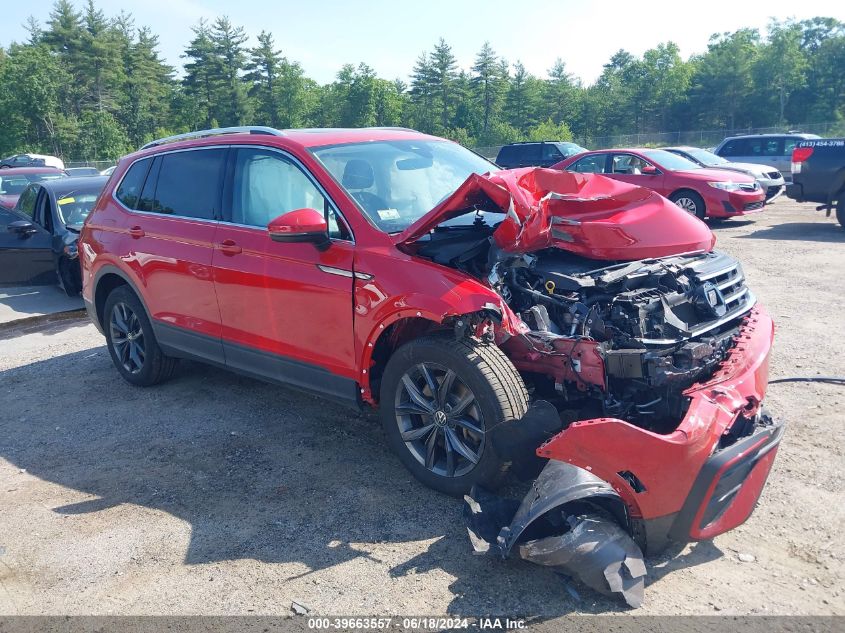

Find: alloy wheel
[674,197,698,215]
[394,362,485,478]
[109,302,145,374]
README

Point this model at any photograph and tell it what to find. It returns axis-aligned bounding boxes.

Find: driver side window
[231,148,350,240]
[612,154,651,175]
[16,186,38,219]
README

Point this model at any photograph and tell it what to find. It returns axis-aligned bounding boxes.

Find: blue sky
[2,0,844,84]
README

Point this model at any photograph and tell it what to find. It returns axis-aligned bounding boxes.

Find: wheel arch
[92,265,148,331]
[364,315,447,404]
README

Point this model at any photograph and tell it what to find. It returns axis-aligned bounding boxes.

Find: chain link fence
[474,121,843,160]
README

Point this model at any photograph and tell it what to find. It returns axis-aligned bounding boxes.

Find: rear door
[113,148,227,364]
[212,146,358,401]
[0,185,55,285]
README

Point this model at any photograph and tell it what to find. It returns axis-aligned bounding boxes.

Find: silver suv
[713,133,819,182]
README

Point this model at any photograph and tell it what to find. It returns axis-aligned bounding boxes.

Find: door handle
[216,239,242,255]
[128,226,145,239]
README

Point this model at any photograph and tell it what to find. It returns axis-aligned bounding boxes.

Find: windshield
[683,148,728,166]
[56,189,101,224]
[642,149,702,171]
[559,143,588,158]
[311,140,497,232]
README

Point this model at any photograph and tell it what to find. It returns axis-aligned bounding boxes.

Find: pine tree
[183,20,219,128]
[210,17,250,126]
[430,38,458,132]
[471,42,503,135]
[245,31,283,127]
[409,52,436,132]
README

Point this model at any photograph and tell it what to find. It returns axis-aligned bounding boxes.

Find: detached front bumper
[534,307,780,554]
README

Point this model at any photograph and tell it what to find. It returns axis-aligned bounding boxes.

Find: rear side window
[519,144,542,162]
[115,158,152,209]
[143,149,226,219]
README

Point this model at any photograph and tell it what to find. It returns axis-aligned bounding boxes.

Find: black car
[0,176,107,293]
[496,141,588,169]
[786,138,845,228]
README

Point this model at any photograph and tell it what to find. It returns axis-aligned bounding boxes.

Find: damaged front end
[399,168,783,607]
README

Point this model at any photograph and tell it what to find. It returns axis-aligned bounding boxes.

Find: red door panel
[212,225,356,380]
[123,215,221,339]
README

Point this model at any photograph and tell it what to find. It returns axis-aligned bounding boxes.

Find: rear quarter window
[496,146,518,165]
[115,158,152,210]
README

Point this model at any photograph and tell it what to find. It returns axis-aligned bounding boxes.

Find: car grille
[744,201,765,211]
[685,254,755,337]
[765,185,782,200]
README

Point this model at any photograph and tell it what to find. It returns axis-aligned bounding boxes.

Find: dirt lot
[0,197,843,618]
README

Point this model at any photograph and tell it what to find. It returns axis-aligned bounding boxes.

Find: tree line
[1,0,843,161]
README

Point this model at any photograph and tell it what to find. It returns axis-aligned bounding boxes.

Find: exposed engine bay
[394,167,777,608]
[415,216,755,434]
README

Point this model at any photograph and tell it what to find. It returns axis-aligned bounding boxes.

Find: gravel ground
[0,197,843,618]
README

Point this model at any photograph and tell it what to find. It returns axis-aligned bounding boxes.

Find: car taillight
[791,146,814,174]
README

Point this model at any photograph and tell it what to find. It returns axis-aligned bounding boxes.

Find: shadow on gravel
[707,219,756,230]
[0,347,715,616]
[736,221,845,242]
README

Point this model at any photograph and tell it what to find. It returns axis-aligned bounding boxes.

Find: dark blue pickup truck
[786,138,845,229]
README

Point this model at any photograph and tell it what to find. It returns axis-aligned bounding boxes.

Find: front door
[0,186,54,285]
[212,146,358,401]
[608,153,666,191]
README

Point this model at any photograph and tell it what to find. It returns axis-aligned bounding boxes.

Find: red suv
[553,148,766,219]
[80,127,782,604]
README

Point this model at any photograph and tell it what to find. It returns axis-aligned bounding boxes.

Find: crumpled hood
[394,167,715,261]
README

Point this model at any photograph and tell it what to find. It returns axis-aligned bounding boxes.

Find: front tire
[104,286,177,386]
[379,335,529,496]
[670,190,706,220]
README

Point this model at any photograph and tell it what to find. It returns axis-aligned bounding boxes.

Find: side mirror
[7,220,37,237]
[268,208,329,250]
[641,165,658,175]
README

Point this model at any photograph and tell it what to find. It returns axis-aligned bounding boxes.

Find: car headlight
[708,181,744,191]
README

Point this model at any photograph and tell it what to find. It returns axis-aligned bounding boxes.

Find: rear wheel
[104,286,177,386]
[670,190,706,220]
[380,334,529,496]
